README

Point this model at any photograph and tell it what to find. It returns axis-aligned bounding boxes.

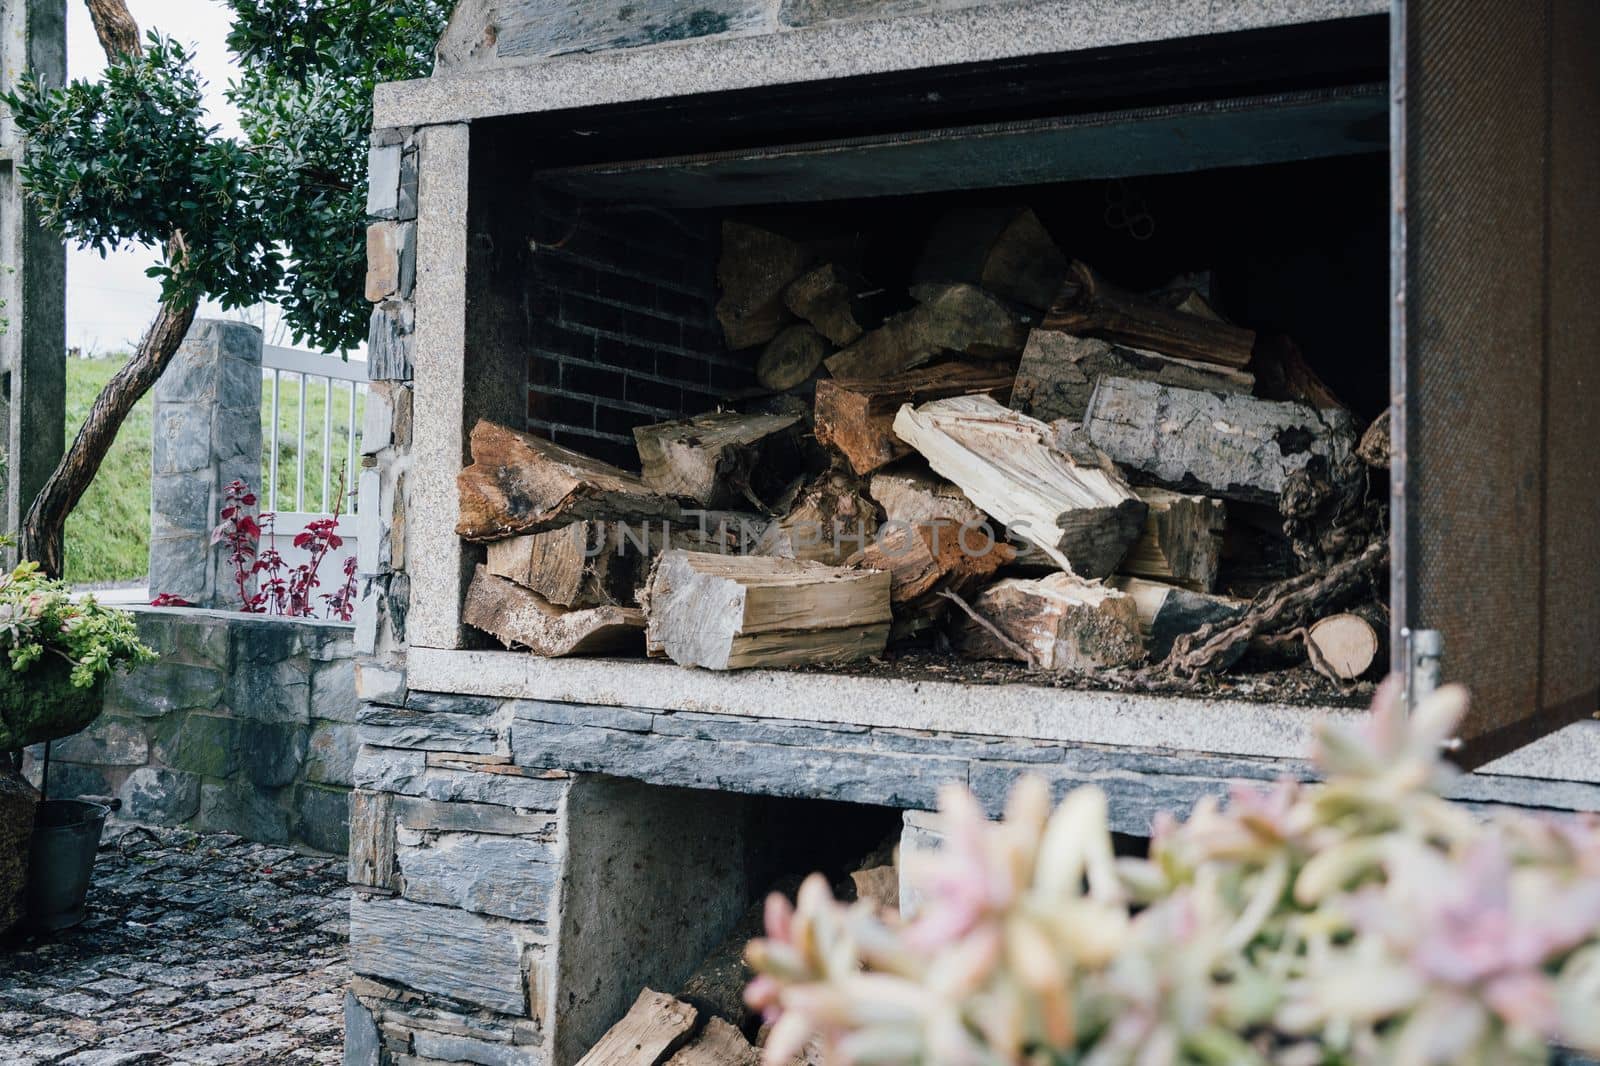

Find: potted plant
[0,560,153,934]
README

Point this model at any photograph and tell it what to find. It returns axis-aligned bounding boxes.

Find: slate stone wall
[22,607,357,854]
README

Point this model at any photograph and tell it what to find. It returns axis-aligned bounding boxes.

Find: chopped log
[716,221,817,350]
[665,1018,759,1066]
[824,283,1030,380]
[756,325,832,392]
[847,517,1013,607]
[952,573,1145,672]
[893,395,1147,577]
[1306,604,1389,682]
[634,411,804,511]
[576,989,699,1066]
[815,361,1015,477]
[487,522,650,608]
[457,420,681,542]
[782,263,878,346]
[1121,488,1227,593]
[1011,330,1253,423]
[1082,377,1359,505]
[1250,335,1347,413]
[1109,576,1245,660]
[850,865,900,914]
[1044,261,1256,369]
[1157,539,1388,679]
[758,472,880,566]
[644,551,891,671]
[1358,409,1392,470]
[868,469,985,530]
[464,566,645,657]
[914,206,1069,310]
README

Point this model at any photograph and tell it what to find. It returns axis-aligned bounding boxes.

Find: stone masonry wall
[23,607,357,854]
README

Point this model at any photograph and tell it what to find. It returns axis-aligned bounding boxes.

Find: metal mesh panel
[1402,0,1600,763]
[1540,0,1600,725]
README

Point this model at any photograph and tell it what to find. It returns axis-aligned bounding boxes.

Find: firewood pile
[457,207,1391,689]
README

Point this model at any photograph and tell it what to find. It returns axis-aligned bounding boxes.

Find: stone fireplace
[345,2,1600,1063]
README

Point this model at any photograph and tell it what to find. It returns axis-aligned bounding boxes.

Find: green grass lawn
[63,357,153,586]
[61,356,365,586]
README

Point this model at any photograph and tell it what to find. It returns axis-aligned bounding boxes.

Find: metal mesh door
[1396,0,1600,766]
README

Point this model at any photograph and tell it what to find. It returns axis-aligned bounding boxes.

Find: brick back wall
[523,205,752,470]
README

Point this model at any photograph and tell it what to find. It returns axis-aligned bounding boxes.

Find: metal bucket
[25,799,109,932]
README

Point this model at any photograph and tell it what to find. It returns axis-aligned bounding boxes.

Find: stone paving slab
[1,826,349,1065]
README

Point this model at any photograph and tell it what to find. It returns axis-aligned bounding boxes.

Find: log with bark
[1121,488,1227,593]
[1305,603,1389,683]
[893,395,1147,577]
[950,573,1145,672]
[666,1018,759,1066]
[913,206,1069,311]
[1108,576,1245,660]
[715,220,819,350]
[575,989,700,1066]
[757,471,880,566]
[1278,453,1381,570]
[815,361,1016,477]
[1156,538,1388,679]
[1043,261,1256,369]
[782,263,880,347]
[633,411,805,511]
[1082,377,1359,505]
[868,469,985,531]
[847,514,1014,617]
[644,551,892,670]
[1358,409,1392,470]
[456,420,681,541]
[824,283,1031,380]
[464,566,644,657]
[755,324,832,392]
[1010,330,1253,424]
[1250,335,1347,412]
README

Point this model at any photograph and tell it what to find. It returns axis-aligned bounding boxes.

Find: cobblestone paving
[1,826,350,1065]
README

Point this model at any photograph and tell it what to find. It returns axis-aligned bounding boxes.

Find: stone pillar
[149,320,264,608]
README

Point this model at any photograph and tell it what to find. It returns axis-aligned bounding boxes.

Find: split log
[1358,409,1392,470]
[847,517,1013,608]
[666,1018,759,1066]
[1082,377,1359,505]
[850,866,900,915]
[1157,538,1388,679]
[824,283,1030,380]
[756,325,832,392]
[716,221,817,350]
[1306,604,1389,682]
[1044,261,1256,369]
[1010,330,1253,424]
[1109,576,1245,660]
[464,566,645,657]
[868,469,985,530]
[576,989,699,1066]
[757,472,880,566]
[488,522,649,608]
[782,263,879,346]
[914,206,1069,310]
[893,395,1147,577]
[1121,488,1227,593]
[1250,335,1347,412]
[633,411,804,511]
[644,551,891,671]
[457,420,681,542]
[815,361,1015,477]
[951,574,1145,672]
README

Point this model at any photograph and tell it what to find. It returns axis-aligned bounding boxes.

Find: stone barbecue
[345,2,1600,1064]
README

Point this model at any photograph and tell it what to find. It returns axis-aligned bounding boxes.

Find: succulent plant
[746,679,1600,1065]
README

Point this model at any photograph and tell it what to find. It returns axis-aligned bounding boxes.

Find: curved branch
[84,0,143,60]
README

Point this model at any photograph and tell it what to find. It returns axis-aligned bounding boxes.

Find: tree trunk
[21,297,196,576]
[85,0,143,59]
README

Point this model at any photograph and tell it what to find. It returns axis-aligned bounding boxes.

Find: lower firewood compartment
[453,90,1394,696]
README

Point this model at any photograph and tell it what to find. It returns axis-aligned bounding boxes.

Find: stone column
[149,320,264,608]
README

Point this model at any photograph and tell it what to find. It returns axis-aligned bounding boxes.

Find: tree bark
[21,297,196,576]
[85,0,143,59]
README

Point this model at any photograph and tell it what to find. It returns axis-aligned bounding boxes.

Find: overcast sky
[66,0,309,354]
